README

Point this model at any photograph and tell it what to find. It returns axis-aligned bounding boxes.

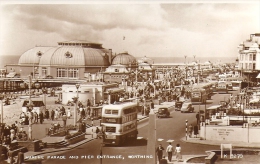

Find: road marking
[166,139,174,143]
[157,138,164,141]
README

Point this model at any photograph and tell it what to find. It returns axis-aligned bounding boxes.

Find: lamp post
[74,84,80,126]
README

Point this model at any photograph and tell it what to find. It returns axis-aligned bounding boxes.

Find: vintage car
[157,107,170,118]
[181,102,194,113]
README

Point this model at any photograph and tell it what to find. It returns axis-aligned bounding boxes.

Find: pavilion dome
[111,52,136,65]
[18,40,110,67]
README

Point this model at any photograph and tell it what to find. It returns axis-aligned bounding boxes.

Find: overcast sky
[0,1,259,58]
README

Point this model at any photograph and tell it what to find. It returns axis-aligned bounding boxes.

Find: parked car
[175,101,184,111]
[181,102,194,113]
[157,107,170,118]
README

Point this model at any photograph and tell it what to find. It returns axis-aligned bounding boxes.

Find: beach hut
[21,100,45,115]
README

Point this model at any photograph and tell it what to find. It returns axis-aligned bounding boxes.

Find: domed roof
[19,45,110,67]
[18,46,54,65]
[112,52,136,65]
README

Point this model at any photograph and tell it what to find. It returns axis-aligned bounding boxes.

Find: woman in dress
[174,143,182,162]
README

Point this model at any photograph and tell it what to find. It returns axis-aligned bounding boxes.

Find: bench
[205,152,218,164]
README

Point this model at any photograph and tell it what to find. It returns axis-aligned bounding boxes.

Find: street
[40,92,236,164]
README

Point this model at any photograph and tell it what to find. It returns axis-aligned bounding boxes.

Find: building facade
[237,33,260,82]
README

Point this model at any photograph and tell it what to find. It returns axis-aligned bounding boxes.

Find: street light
[74,84,80,126]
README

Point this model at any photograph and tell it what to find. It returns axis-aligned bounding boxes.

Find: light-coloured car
[181,102,194,113]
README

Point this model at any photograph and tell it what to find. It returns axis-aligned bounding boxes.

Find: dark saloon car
[157,107,170,118]
[175,101,184,111]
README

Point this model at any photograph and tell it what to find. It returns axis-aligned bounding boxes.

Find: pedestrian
[95,126,100,139]
[81,121,86,133]
[141,105,145,116]
[81,108,86,119]
[62,114,67,127]
[188,124,193,138]
[39,111,44,124]
[174,144,182,162]
[45,109,50,120]
[166,142,173,162]
[51,109,55,121]
[156,144,164,162]
[159,156,168,164]
[54,109,59,120]
[194,125,199,138]
[196,112,200,125]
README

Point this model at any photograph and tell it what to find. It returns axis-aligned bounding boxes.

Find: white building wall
[200,125,260,143]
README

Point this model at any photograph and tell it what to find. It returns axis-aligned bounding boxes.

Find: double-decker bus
[101,102,138,146]
[216,81,228,93]
[191,83,212,104]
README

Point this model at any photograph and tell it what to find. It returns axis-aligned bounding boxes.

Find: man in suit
[156,144,164,162]
[160,156,168,164]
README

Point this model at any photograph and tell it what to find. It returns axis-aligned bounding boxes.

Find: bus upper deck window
[112,110,118,115]
[105,110,111,114]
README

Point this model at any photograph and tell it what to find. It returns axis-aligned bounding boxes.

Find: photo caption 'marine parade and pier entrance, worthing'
[0,2,260,164]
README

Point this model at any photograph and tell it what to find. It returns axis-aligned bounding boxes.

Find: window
[250,54,253,61]
[42,67,47,77]
[253,54,256,61]
[249,63,252,69]
[253,63,256,70]
[115,69,119,72]
[57,68,79,78]
[105,109,118,115]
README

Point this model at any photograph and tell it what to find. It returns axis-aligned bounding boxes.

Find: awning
[6,72,16,78]
[256,73,260,79]
[105,88,124,93]
[249,98,259,103]
[207,105,221,110]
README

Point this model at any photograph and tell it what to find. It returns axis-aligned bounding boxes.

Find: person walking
[196,112,200,125]
[45,109,50,120]
[39,111,44,124]
[51,109,55,121]
[156,144,164,162]
[151,101,154,109]
[188,124,193,138]
[166,142,173,162]
[174,144,182,162]
[159,156,168,164]
[62,114,67,127]
[95,126,100,139]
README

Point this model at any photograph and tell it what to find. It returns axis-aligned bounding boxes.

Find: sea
[0,55,237,69]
